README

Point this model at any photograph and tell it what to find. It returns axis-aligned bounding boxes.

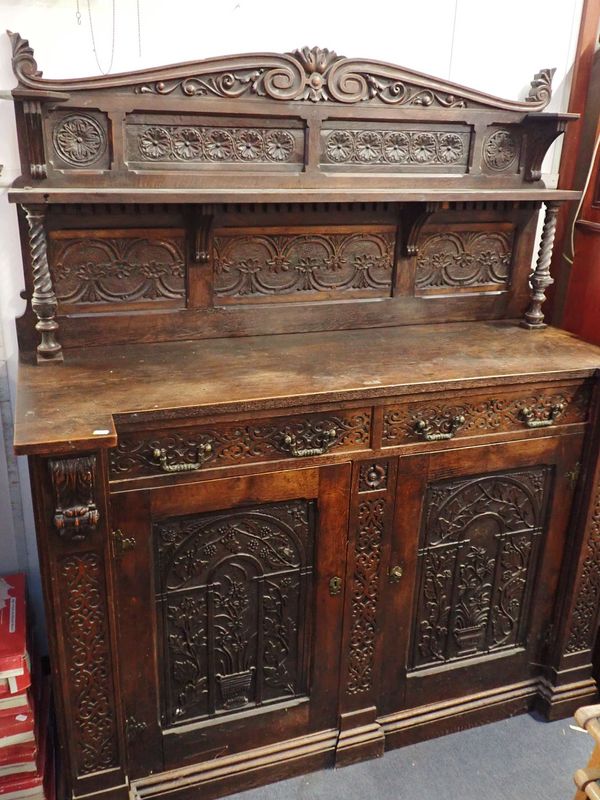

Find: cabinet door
[379,435,583,716]
[111,463,350,776]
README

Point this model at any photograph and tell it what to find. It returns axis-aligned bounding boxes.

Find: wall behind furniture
[0,0,586,640]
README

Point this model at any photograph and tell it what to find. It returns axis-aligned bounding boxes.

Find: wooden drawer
[382,382,591,447]
[109,406,372,480]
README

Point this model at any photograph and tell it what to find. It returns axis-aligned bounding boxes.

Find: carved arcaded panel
[321,129,469,168]
[155,500,314,724]
[60,553,119,775]
[346,496,386,695]
[110,408,372,478]
[213,227,396,301]
[126,123,303,166]
[50,111,110,170]
[415,230,514,293]
[411,467,550,669]
[565,481,600,653]
[382,384,590,446]
[49,229,186,309]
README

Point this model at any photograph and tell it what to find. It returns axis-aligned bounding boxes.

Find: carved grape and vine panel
[415,230,514,293]
[155,500,314,725]
[49,229,186,309]
[411,467,550,669]
[213,228,395,301]
[60,553,119,775]
[109,409,372,478]
[321,129,469,168]
[382,385,590,445]
[127,123,302,165]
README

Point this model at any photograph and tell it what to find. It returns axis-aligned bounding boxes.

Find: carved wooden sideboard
[7,33,600,800]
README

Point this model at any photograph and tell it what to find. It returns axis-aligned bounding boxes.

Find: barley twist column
[521,201,560,329]
[23,204,63,362]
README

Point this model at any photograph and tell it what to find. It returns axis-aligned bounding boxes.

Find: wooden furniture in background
[7,33,600,800]
[574,704,600,800]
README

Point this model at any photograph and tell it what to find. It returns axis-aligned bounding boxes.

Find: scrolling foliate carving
[382,386,589,445]
[7,33,554,112]
[60,553,118,775]
[413,468,549,668]
[347,497,386,695]
[156,501,313,725]
[50,232,186,306]
[49,455,100,541]
[415,230,513,292]
[214,229,395,300]
[109,410,371,477]
[565,482,600,654]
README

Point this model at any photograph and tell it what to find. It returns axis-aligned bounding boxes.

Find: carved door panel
[378,435,583,716]
[111,463,350,777]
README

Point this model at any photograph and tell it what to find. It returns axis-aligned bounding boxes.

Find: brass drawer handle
[519,403,565,429]
[389,565,403,583]
[280,428,338,458]
[414,415,465,442]
[152,443,213,473]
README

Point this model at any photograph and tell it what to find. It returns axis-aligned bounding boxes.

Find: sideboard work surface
[7,35,600,800]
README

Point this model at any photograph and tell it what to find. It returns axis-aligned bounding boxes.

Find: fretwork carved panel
[415,229,514,293]
[213,226,396,302]
[155,500,315,726]
[60,553,119,775]
[321,128,470,169]
[411,467,551,669]
[48,228,186,310]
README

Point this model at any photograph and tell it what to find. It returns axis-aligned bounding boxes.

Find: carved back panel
[411,466,552,669]
[154,500,315,726]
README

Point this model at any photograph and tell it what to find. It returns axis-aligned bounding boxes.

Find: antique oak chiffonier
[7,33,600,800]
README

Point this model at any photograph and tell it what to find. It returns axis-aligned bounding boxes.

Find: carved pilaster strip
[521,202,559,329]
[565,479,600,654]
[22,100,47,179]
[49,456,100,541]
[23,204,63,362]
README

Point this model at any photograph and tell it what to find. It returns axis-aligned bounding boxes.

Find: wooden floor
[227,713,589,800]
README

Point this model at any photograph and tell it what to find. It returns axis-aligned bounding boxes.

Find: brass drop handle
[389,565,403,583]
[329,576,343,596]
[281,428,337,458]
[414,415,465,442]
[519,403,565,428]
[152,443,213,473]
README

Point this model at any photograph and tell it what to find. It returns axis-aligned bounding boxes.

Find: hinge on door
[112,529,136,559]
[566,462,581,485]
[126,715,147,743]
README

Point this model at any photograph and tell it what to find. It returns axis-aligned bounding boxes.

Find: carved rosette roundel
[323,129,466,166]
[53,114,106,167]
[483,130,519,171]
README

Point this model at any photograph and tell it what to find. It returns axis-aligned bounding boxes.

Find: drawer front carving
[213,225,396,303]
[155,500,315,725]
[383,384,590,447]
[110,408,372,479]
[411,466,551,670]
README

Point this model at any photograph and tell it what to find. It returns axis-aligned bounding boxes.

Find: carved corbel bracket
[191,206,215,264]
[521,201,560,329]
[523,114,571,182]
[48,455,100,541]
[401,202,440,257]
[18,96,46,179]
[22,204,63,363]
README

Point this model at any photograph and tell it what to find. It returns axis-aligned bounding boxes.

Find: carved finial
[7,31,42,84]
[526,68,555,108]
[286,47,344,102]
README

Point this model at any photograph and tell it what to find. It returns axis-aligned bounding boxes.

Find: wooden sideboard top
[14,320,600,455]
